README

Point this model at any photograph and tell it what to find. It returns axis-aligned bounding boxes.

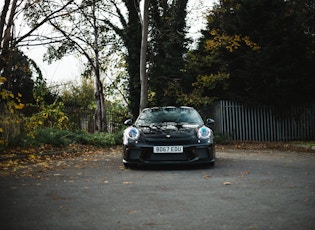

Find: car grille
[149,153,188,161]
[144,137,193,145]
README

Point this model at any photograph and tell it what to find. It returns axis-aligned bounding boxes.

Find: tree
[148,0,190,106]
[0,0,76,82]
[35,0,110,131]
[60,78,95,109]
[102,0,142,118]
[176,27,260,108]
[191,0,315,106]
[232,0,315,105]
[0,49,35,104]
[107,0,192,112]
[0,0,70,130]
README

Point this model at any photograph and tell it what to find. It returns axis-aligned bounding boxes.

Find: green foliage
[178,2,263,109]
[14,127,123,147]
[0,77,25,146]
[148,0,190,106]
[32,65,58,106]
[32,128,75,147]
[214,131,233,145]
[173,72,230,108]
[199,0,315,106]
[23,101,70,137]
[1,49,35,105]
[110,0,141,118]
[0,48,60,147]
[60,78,95,109]
[87,131,121,146]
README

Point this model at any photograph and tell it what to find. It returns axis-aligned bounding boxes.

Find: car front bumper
[123,143,215,166]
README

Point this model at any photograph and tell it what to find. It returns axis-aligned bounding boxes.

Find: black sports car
[123,106,215,167]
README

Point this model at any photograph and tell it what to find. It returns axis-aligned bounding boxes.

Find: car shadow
[126,163,216,171]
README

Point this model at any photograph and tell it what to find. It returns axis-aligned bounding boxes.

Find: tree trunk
[92,0,107,132]
[139,0,149,113]
[94,73,107,132]
[0,0,17,90]
[0,0,11,45]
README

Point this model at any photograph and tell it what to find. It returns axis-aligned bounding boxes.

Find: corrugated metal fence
[212,100,315,141]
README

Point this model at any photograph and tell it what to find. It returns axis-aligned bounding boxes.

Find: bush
[0,79,25,146]
[21,127,124,147]
[23,102,71,137]
[29,128,74,146]
[214,131,233,144]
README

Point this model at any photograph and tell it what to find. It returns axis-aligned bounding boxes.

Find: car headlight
[125,127,140,140]
[198,126,211,139]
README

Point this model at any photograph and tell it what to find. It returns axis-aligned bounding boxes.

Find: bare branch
[14,0,75,46]
[47,19,95,70]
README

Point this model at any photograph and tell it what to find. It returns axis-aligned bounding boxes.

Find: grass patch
[294,141,315,147]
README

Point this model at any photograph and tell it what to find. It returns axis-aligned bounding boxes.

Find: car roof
[142,106,194,112]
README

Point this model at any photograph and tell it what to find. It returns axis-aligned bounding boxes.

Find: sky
[18,0,217,86]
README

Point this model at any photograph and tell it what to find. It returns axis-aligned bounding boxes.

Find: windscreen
[135,107,203,126]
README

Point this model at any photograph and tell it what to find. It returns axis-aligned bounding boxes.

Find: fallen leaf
[123,181,133,185]
[128,210,140,214]
[146,221,155,226]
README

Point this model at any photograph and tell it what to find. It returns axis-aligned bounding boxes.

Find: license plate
[153,146,183,153]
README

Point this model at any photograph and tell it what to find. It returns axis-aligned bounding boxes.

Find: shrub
[214,131,233,144]
[14,127,123,147]
[0,78,25,146]
[23,102,70,137]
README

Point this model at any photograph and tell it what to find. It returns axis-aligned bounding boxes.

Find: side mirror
[124,119,133,126]
[206,118,215,125]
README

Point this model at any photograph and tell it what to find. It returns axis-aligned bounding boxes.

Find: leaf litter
[0,144,122,178]
[1,142,313,178]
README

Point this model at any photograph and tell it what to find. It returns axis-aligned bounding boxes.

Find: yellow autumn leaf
[14,103,25,109]
[29,154,36,159]
[0,76,6,83]
[210,29,218,36]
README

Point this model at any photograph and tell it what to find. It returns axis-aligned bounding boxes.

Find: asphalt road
[0,146,314,230]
